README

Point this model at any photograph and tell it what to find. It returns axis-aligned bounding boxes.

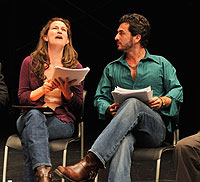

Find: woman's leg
[17,109,74,182]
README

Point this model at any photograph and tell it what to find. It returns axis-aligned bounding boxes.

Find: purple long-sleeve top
[18,56,84,123]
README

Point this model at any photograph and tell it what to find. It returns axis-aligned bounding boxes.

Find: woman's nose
[57,28,62,34]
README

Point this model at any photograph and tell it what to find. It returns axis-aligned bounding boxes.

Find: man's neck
[125,47,146,66]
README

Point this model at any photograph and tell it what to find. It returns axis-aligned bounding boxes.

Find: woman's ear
[65,38,69,45]
[43,35,48,42]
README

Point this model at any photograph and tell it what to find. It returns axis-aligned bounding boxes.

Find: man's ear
[135,34,141,43]
[43,35,48,42]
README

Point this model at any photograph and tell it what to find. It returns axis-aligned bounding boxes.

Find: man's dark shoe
[54,152,101,182]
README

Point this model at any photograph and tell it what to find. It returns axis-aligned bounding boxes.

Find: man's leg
[55,98,166,182]
[108,133,135,182]
[106,99,167,182]
[89,98,166,167]
[174,132,200,182]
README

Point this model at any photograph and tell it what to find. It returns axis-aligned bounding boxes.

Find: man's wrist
[159,96,172,108]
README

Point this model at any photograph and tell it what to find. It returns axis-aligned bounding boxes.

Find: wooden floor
[0,135,176,182]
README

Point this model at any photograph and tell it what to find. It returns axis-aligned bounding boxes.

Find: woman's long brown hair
[30,17,79,82]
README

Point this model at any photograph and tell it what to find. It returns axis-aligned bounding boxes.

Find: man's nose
[115,34,119,41]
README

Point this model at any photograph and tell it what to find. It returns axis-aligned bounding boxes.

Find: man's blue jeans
[89,98,166,182]
[16,109,74,182]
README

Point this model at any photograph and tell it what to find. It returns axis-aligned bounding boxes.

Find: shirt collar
[117,49,160,64]
[142,49,160,64]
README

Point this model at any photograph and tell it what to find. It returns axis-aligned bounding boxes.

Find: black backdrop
[0,0,198,139]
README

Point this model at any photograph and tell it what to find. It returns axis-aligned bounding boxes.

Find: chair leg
[94,174,98,182]
[81,122,84,159]
[2,146,9,182]
[61,148,68,182]
[155,158,161,182]
[62,149,67,167]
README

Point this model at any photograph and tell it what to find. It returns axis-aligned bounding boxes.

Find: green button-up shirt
[94,50,183,131]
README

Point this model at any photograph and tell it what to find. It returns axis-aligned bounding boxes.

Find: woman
[17,17,84,182]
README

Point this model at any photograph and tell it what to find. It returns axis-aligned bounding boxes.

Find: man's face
[115,23,134,52]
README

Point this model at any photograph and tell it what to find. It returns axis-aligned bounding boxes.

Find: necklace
[128,64,138,70]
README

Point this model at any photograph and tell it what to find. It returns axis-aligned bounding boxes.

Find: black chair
[2,90,87,182]
[95,113,179,182]
[132,116,179,182]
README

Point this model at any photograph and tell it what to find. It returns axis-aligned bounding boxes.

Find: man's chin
[117,46,122,51]
[117,47,125,52]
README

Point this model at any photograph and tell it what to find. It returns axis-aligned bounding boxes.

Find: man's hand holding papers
[111,86,172,110]
[111,86,153,104]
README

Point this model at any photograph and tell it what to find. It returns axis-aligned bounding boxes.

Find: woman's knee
[17,109,46,134]
[26,109,44,117]
[22,109,46,124]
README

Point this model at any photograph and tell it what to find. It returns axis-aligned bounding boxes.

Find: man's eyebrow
[118,29,124,33]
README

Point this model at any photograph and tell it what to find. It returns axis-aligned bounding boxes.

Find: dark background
[0,0,198,139]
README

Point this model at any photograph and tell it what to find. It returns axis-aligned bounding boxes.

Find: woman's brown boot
[54,152,101,182]
[35,166,54,182]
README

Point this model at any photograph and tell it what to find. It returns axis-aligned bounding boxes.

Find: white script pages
[111,86,153,104]
[52,66,90,85]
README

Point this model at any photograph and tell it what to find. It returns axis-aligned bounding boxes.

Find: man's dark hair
[119,13,151,48]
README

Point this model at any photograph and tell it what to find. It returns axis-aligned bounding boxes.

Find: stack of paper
[111,86,153,104]
[52,66,90,85]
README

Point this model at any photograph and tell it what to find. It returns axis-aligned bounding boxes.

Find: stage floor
[0,135,176,182]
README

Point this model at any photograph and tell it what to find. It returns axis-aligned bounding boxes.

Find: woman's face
[43,20,69,48]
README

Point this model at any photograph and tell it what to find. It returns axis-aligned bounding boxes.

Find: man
[55,13,183,182]
[174,132,200,182]
[0,62,9,111]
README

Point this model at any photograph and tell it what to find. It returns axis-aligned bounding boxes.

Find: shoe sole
[54,169,94,182]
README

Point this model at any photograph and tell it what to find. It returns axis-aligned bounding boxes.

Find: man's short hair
[119,13,151,48]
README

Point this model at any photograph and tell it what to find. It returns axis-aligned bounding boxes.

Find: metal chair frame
[132,127,179,182]
[95,113,180,182]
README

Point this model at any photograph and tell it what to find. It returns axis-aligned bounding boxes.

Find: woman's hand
[30,79,55,101]
[42,79,55,94]
[52,77,77,101]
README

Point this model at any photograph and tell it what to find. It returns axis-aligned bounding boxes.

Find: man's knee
[122,98,142,109]
[175,136,195,154]
[125,98,140,104]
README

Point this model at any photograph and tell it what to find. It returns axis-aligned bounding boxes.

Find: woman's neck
[48,45,64,66]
